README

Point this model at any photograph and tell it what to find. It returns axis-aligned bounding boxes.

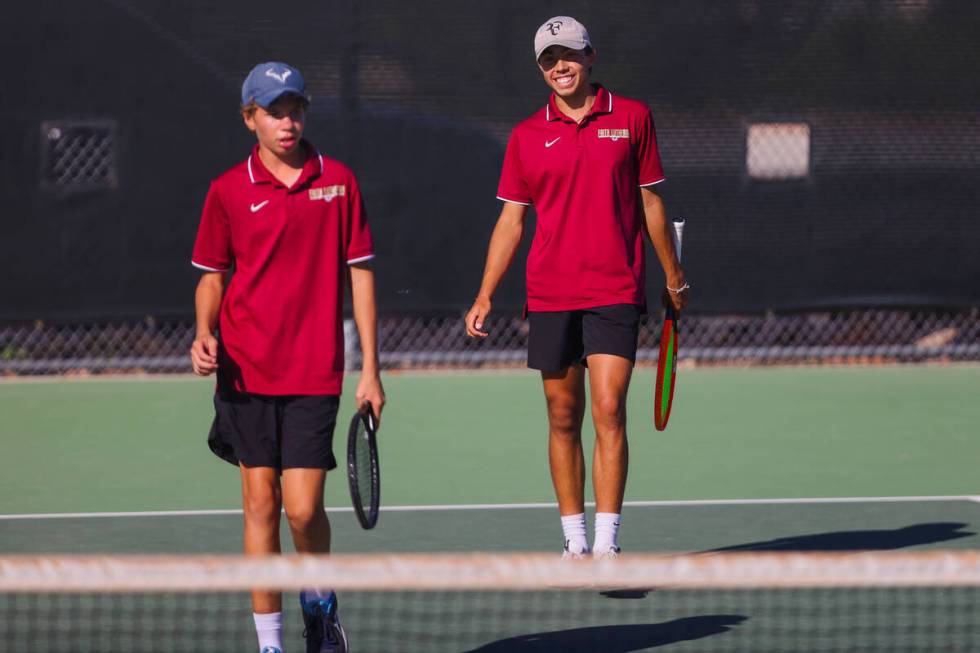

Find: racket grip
[672,219,685,262]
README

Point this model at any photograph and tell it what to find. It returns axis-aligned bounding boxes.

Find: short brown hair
[240,94,310,117]
[240,100,260,117]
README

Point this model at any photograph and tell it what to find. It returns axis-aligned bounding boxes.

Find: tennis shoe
[261,648,283,653]
[561,539,590,560]
[301,591,349,653]
[593,546,621,560]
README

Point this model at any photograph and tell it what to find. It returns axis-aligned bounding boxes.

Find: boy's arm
[190,272,225,375]
[464,202,528,338]
[350,262,386,419]
[640,186,690,312]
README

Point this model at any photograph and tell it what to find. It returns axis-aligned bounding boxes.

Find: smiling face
[537,45,595,101]
[243,93,307,159]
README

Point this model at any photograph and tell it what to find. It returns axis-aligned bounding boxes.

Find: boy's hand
[355,373,386,423]
[465,296,492,338]
[664,272,690,313]
[190,334,219,376]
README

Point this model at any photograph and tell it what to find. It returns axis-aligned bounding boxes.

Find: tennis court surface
[1,367,978,650]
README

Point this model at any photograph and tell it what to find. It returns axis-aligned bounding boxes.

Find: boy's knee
[243,489,280,524]
[285,504,325,533]
[592,395,626,428]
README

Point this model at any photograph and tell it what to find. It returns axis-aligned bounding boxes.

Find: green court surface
[1,367,978,651]
[0,365,977,555]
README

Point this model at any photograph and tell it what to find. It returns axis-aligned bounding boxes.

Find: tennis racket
[654,219,685,431]
[346,404,380,529]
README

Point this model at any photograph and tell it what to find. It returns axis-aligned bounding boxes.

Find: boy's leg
[280,395,347,652]
[586,354,633,513]
[543,365,587,514]
[586,354,633,556]
[279,393,339,552]
[530,309,589,555]
[542,365,588,554]
[213,377,286,650]
[281,468,330,553]
[582,304,640,557]
[283,469,347,652]
[241,464,285,652]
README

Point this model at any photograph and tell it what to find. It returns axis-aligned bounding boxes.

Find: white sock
[253,611,283,652]
[593,512,622,553]
[561,512,589,554]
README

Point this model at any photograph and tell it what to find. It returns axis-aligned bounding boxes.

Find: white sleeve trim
[638,178,666,188]
[347,254,375,265]
[496,195,531,206]
[192,261,229,272]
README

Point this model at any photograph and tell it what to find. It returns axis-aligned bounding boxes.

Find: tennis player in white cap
[466,16,689,559]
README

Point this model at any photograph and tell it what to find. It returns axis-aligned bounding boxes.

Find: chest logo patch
[597,129,630,142]
[545,137,561,148]
[309,185,346,202]
[250,200,270,213]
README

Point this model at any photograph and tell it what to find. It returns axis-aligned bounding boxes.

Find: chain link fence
[4,2,978,377]
[3,309,977,376]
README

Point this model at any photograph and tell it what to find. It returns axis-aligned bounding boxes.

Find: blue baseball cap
[241,62,310,108]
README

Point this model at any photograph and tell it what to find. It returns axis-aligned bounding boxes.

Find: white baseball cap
[534,16,592,60]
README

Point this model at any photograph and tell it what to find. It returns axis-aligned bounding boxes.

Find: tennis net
[1,551,978,652]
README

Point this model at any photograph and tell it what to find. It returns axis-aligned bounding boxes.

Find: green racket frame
[654,305,678,431]
[654,219,684,431]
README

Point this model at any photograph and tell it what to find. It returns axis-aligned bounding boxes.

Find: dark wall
[2,0,979,319]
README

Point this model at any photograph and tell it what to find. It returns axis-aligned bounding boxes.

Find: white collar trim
[247,148,321,184]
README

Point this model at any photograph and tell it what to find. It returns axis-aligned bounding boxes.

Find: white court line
[0,495,976,521]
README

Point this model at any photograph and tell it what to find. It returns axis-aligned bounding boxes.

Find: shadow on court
[598,522,974,601]
[708,522,974,552]
[463,615,747,652]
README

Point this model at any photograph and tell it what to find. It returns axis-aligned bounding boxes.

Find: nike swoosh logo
[250,200,269,213]
[545,137,561,148]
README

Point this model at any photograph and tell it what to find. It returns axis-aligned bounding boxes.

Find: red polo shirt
[496,85,665,312]
[192,141,373,395]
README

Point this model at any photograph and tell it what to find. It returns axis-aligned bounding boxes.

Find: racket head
[346,404,380,529]
[654,305,679,431]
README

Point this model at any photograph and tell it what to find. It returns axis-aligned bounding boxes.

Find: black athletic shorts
[207,372,339,470]
[527,303,642,372]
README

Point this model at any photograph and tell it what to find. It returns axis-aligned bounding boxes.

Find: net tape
[2,551,978,593]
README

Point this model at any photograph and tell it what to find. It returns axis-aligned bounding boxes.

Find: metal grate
[746,123,811,180]
[41,121,117,191]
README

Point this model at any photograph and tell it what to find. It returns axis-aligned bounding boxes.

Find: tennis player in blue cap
[191,61,384,653]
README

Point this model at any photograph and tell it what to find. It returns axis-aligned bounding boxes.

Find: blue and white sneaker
[301,591,349,653]
[261,648,283,653]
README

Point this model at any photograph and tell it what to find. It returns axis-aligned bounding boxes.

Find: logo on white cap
[545,20,563,36]
[264,68,292,84]
[534,16,591,60]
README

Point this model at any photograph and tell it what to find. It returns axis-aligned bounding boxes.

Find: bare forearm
[350,264,379,375]
[477,205,526,300]
[195,273,224,338]
[191,273,224,375]
[641,189,684,286]
[464,203,527,338]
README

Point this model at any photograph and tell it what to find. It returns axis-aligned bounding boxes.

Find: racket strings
[354,422,373,501]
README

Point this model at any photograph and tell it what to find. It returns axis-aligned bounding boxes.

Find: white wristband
[667,282,690,294]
